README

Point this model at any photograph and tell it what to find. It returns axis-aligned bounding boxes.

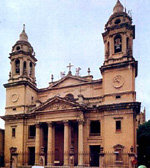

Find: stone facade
[1,1,141,168]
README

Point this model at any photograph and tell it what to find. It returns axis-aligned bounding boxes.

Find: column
[78,120,84,166]
[35,123,40,165]
[64,120,69,166]
[27,61,30,77]
[12,60,15,76]
[110,36,113,56]
[47,122,53,166]
[122,34,126,54]
[20,59,23,76]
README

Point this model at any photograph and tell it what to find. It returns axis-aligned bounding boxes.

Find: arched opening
[65,94,74,101]
[29,62,33,76]
[23,61,27,75]
[114,34,122,53]
[15,59,20,74]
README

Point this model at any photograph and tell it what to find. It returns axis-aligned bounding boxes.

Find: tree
[137,120,150,167]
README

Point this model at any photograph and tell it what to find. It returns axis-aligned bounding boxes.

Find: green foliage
[137,120,150,167]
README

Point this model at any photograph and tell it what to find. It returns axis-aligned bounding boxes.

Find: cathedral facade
[2,1,141,168]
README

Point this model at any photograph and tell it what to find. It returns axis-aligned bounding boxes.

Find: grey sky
[0,0,150,128]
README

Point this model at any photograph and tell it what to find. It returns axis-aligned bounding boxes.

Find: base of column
[47,163,54,167]
[77,165,84,168]
[63,164,69,167]
[34,163,39,166]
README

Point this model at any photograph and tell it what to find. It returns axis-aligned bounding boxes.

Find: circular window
[16,46,21,51]
[115,19,121,24]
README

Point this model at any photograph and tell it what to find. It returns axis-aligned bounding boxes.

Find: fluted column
[47,122,53,166]
[64,120,69,166]
[35,123,40,165]
[78,120,84,166]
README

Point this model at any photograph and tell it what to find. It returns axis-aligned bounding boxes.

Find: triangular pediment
[49,75,89,89]
[33,96,83,112]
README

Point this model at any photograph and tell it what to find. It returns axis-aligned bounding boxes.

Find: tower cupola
[102,0,135,65]
[8,25,37,85]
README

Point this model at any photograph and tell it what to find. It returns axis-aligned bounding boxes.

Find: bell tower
[9,24,37,85]
[100,0,137,104]
[4,25,37,115]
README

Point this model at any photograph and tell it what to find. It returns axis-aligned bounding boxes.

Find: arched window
[30,62,32,76]
[65,94,74,101]
[114,34,122,53]
[15,59,20,74]
[23,61,27,75]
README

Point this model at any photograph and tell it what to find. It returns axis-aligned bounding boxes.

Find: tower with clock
[100,0,137,105]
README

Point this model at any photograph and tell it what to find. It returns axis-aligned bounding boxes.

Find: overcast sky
[0,0,150,128]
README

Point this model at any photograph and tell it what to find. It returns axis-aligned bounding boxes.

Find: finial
[67,63,73,75]
[87,68,91,76]
[113,0,124,14]
[75,67,81,76]
[51,74,54,82]
[23,24,25,32]
[19,24,28,41]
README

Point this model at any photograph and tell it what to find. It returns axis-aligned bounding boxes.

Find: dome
[113,0,124,14]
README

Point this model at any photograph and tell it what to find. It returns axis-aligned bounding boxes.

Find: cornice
[4,80,38,91]
[9,50,37,62]
[100,59,138,77]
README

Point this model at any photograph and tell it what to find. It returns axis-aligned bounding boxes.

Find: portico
[34,119,84,166]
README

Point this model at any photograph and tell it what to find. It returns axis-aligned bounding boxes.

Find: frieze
[46,102,72,111]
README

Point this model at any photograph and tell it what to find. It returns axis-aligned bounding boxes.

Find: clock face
[11,94,19,103]
[113,75,124,88]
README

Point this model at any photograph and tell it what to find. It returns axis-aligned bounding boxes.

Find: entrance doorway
[55,124,64,165]
[90,145,100,167]
[28,147,35,165]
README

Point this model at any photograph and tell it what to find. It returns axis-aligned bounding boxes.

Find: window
[113,144,124,163]
[15,59,20,74]
[16,46,20,51]
[126,37,129,50]
[12,128,16,137]
[29,62,33,76]
[116,95,121,99]
[28,125,35,138]
[106,42,110,58]
[115,19,121,24]
[114,34,122,53]
[90,120,100,136]
[115,149,122,161]
[65,94,74,101]
[23,61,27,75]
[116,121,121,131]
